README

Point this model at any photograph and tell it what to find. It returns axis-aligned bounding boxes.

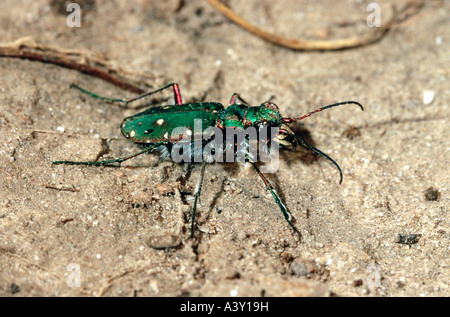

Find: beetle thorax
[244,101,282,128]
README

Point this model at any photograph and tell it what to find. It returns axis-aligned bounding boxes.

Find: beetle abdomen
[121,102,224,144]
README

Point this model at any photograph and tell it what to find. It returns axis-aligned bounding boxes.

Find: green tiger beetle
[53,83,363,237]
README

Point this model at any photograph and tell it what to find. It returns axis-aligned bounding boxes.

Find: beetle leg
[52,142,164,166]
[190,160,207,238]
[248,161,297,233]
[124,83,183,106]
[70,82,183,107]
[229,93,250,106]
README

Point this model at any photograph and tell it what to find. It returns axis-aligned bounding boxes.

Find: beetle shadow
[208,161,248,213]
[174,162,195,193]
[207,176,225,212]
[280,124,320,167]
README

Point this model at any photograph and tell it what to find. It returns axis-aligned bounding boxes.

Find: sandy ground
[0,0,448,297]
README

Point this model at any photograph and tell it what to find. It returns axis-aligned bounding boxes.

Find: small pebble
[423,90,434,105]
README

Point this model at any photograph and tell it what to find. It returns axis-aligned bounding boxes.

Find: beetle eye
[259,120,269,128]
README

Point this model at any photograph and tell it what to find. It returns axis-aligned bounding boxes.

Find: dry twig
[205,0,425,51]
[42,183,80,192]
[0,37,154,93]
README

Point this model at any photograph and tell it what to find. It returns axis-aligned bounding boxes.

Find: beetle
[53,83,363,237]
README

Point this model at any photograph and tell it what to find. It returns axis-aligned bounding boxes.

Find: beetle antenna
[282,101,363,123]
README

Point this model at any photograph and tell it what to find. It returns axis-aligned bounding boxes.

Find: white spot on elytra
[156,119,164,125]
[163,132,169,139]
[130,130,136,137]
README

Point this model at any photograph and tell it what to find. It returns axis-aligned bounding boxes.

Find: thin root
[205,0,425,51]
